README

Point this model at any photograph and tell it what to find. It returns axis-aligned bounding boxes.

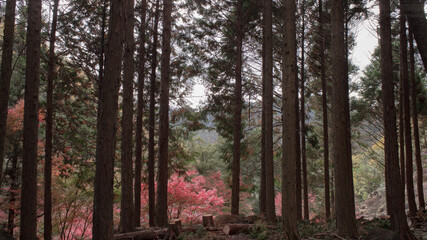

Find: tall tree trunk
[44,0,59,239]
[120,0,136,232]
[7,145,19,235]
[331,0,357,237]
[20,0,42,239]
[409,30,425,209]
[399,56,405,198]
[156,0,172,227]
[231,0,243,216]
[319,0,330,220]
[135,0,147,227]
[282,0,299,238]
[401,16,417,218]
[0,0,16,188]
[300,0,308,220]
[296,86,302,221]
[93,0,126,238]
[264,0,275,223]
[98,0,107,88]
[148,0,160,227]
[380,1,416,238]
[401,0,427,70]
[259,0,267,217]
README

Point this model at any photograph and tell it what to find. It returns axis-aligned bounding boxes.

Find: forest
[0,0,426,239]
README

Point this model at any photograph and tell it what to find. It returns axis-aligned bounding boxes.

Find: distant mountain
[194,129,219,144]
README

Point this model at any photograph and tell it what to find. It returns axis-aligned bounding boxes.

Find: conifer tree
[44,0,60,239]
[20,0,42,239]
[120,0,136,232]
[331,0,357,236]
[156,0,173,227]
[93,0,125,238]
[0,0,17,188]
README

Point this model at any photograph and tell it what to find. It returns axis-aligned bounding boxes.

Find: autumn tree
[93,0,125,238]
[156,0,173,227]
[331,0,357,236]
[0,0,17,187]
[231,0,243,216]
[44,0,60,239]
[379,0,416,238]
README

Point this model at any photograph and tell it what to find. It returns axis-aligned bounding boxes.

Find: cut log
[183,225,218,232]
[223,224,252,235]
[114,228,167,240]
[203,214,215,227]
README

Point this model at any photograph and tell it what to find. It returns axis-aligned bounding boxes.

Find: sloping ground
[357,154,427,220]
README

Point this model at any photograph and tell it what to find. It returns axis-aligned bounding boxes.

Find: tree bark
[20,0,42,239]
[120,0,136,232]
[331,0,357,237]
[300,0,308,220]
[93,0,126,238]
[148,0,160,227]
[401,15,417,218]
[259,0,267,217]
[409,31,425,209]
[282,0,299,238]
[156,0,173,227]
[399,50,405,200]
[203,215,215,227]
[398,15,406,216]
[263,0,275,223]
[44,0,59,239]
[380,0,416,238]
[401,0,427,71]
[0,0,16,188]
[231,0,243,216]
[7,145,18,235]
[319,0,330,220]
[135,0,147,227]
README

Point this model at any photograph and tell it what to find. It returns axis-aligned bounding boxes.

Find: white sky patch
[189,82,207,108]
[351,5,379,76]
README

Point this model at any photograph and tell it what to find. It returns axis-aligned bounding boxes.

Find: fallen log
[183,225,218,232]
[114,228,167,240]
[222,223,278,235]
[223,224,253,235]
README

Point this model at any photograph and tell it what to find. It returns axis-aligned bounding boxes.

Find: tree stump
[203,215,215,227]
[223,224,252,235]
[167,219,182,240]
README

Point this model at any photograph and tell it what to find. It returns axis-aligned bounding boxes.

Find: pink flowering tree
[140,169,225,224]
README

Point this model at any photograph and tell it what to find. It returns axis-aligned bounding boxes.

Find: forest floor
[114,212,427,240]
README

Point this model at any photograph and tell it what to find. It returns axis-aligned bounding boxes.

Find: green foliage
[297,219,336,238]
[249,221,270,240]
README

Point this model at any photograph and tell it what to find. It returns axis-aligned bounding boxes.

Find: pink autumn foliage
[140,169,225,224]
